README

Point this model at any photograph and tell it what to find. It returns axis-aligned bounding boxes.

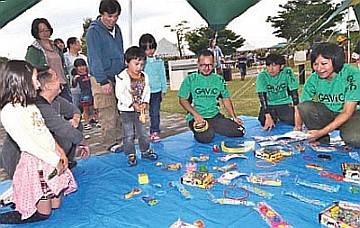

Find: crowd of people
[0,0,360,224]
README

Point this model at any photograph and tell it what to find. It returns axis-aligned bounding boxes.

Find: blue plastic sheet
[0,116,359,227]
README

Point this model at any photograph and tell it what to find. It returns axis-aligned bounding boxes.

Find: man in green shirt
[295,42,360,147]
[256,54,300,131]
[178,49,245,143]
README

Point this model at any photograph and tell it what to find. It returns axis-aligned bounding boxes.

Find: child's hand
[133,103,141,111]
[73,75,80,80]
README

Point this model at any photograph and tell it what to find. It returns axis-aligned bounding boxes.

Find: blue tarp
[0,116,359,227]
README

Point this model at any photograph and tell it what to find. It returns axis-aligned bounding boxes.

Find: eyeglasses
[39,29,51,33]
[199,64,214,68]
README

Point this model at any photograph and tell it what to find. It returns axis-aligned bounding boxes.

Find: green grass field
[161,75,260,118]
[161,65,309,117]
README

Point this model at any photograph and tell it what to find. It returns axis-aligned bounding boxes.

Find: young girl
[72,58,95,130]
[0,60,77,224]
[139,33,167,143]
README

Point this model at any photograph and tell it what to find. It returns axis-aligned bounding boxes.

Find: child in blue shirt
[139,34,167,142]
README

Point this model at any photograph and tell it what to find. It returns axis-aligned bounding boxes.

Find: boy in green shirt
[295,42,360,147]
[178,50,245,143]
[256,54,300,131]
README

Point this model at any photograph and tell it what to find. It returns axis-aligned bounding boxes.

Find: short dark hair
[197,49,214,61]
[66,37,77,49]
[99,0,121,15]
[125,46,146,63]
[139,33,157,50]
[31,18,53,39]
[0,60,36,109]
[311,42,345,73]
[265,54,286,66]
[74,58,87,67]
[37,66,53,88]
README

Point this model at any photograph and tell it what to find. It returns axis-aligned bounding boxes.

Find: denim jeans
[121,111,150,156]
[149,92,162,134]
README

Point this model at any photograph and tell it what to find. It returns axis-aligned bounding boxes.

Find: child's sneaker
[141,149,158,160]
[84,123,92,130]
[127,154,137,167]
[150,132,161,143]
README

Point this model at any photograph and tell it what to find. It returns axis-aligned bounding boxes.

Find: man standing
[86,0,124,152]
[178,49,245,143]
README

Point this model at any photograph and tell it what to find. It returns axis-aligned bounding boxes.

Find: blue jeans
[149,92,162,134]
[121,111,150,156]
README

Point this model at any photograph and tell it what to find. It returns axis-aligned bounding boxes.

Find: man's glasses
[199,64,214,68]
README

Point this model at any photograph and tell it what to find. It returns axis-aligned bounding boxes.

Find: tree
[80,17,92,56]
[266,0,344,44]
[164,21,190,57]
[185,26,245,56]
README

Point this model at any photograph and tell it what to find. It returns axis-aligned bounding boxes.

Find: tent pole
[128,0,133,46]
[347,7,351,63]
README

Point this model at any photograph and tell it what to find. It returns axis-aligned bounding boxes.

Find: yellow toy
[138,173,149,185]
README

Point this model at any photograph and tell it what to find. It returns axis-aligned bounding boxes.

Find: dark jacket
[86,18,125,85]
[0,95,83,179]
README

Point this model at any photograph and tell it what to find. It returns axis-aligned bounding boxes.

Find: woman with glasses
[25,18,72,103]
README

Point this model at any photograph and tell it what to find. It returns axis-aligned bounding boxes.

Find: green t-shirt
[301,64,360,112]
[178,72,231,121]
[256,66,299,106]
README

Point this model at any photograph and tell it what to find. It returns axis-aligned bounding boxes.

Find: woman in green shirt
[295,42,360,147]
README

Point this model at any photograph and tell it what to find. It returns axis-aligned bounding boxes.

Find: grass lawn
[161,65,309,118]
[161,74,261,118]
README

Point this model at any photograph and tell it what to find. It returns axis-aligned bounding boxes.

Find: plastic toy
[217,171,246,185]
[193,120,209,133]
[310,145,337,152]
[207,192,255,207]
[306,163,323,171]
[236,182,274,199]
[185,162,197,173]
[349,186,359,194]
[246,173,281,186]
[320,171,344,181]
[317,154,332,161]
[341,163,360,180]
[155,162,163,166]
[162,163,182,170]
[221,140,255,153]
[190,154,209,162]
[212,145,220,153]
[254,148,284,162]
[124,188,142,199]
[255,202,292,228]
[213,163,237,172]
[199,165,208,173]
[169,181,193,199]
[141,195,158,206]
[283,191,328,207]
[349,152,360,162]
[170,218,204,228]
[218,154,248,162]
[254,131,309,147]
[294,176,340,193]
[181,171,215,189]
[257,170,290,178]
[319,201,360,228]
[138,173,149,185]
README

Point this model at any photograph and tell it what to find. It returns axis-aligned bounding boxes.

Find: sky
[0,0,348,59]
